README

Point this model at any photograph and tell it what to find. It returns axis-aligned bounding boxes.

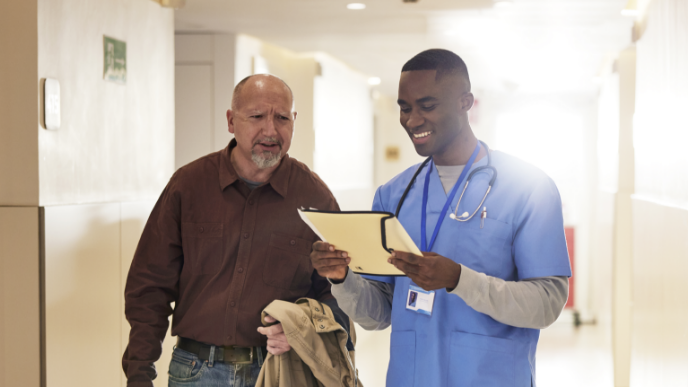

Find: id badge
[406,284,435,316]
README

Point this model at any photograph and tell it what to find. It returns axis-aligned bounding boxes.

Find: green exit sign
[103,36,126,84]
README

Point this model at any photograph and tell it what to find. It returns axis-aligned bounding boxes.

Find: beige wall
[37,0,175,205]
[1,1,176,386]
[373,93,425,189]
[0,1,39,206]
[630,199,688,386]
[175,34,236,169]
[0,207,41,387]
[595,47,636,387]
[630,0,688,385]
[611,47,635,387]
[38,202,169,387]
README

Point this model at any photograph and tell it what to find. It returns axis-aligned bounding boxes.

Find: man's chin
[412,142,433,158]
[251,151,282,169]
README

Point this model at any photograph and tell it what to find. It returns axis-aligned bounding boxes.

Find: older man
[123,74,346,387]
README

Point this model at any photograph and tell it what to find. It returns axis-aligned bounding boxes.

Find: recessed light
[347,3,366,10]
[621,0,639,17]
[368,77,381,86]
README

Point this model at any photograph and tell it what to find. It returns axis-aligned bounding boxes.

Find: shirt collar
[219,138,291,198]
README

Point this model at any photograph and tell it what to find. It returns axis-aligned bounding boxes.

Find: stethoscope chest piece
[448,212,470,220]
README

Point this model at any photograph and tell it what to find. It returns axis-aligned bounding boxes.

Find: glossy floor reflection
[537,318,613,387]
[353,314,614,387]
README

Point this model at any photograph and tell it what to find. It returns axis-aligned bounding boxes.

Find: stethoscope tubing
[394,140,496,220]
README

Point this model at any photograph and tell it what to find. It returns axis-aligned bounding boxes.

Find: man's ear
[459,92,475,112]
[227,109,235,134]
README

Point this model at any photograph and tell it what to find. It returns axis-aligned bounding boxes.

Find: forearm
[123,279,177,384]
[452,265,568,329]
[122,184,182,384]
[330,269,394,331]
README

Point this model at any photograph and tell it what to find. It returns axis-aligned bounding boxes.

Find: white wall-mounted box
[43,78,60,130]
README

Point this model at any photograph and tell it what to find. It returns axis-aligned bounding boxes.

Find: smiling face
[397,70,474,164]
[227,75,297,171]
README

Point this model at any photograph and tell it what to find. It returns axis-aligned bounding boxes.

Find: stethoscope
[394,140,498,222]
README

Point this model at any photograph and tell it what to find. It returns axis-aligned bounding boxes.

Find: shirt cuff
[126,381,154,387]
[449,264,488,304]
[329,268,362,299]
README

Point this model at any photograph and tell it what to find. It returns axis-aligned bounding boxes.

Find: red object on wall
[564,227,575,308]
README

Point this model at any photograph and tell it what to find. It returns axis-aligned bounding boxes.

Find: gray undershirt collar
[239,176,263,190]
[435,164,465,195]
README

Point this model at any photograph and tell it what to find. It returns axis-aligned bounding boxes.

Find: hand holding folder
[298,208,422,276]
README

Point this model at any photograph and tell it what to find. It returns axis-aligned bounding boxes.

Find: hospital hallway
[353,313,617,387]
[2,0,688,386]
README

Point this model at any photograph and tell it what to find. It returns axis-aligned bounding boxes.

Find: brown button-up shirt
[123,140,339,386]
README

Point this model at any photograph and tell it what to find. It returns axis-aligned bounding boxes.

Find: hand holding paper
[299,209,421,276]
[388,250,462,291]
[310,241,351,281]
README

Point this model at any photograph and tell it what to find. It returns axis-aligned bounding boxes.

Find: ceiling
[175,0,634,96]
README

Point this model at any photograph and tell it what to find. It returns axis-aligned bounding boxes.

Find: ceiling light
[368,77,381,86]
[154,0,185,8]
[494,1,513,8]
[347,3,366,10]
[621,0,639,17]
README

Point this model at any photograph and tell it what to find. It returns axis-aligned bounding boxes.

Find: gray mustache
[253,137,282,149]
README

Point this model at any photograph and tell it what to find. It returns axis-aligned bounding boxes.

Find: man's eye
[400,107,411,114]
[421,105,436,111]
[251,115,263,119]
[279,116,290,121]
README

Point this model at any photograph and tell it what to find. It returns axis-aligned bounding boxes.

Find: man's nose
[262,116,278,136]
[405,110,424,129]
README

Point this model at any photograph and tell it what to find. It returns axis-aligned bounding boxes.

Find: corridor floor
[354,314,614,386]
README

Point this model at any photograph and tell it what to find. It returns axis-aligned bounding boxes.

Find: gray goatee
[251,137,282,169]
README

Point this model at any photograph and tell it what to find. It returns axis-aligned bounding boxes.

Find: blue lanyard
[421,142,481,252]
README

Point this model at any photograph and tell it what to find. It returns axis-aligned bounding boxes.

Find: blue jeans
[168,346,264,387]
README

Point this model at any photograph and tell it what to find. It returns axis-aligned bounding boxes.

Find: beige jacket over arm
[256,298,362,387]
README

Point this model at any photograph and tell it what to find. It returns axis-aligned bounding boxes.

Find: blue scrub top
[366,150,572,387]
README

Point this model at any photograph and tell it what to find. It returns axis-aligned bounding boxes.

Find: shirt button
[199,227,204,233]
[230,301,236,307]
[243,233,249,239]
[237,267,244,273]
[290,239,296,245]
[227,335,232,340]
[248,200,254,205]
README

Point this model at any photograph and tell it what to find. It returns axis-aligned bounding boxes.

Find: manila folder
[298,209,422,276]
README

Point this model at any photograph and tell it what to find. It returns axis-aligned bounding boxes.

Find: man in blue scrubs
[310,49,571,386]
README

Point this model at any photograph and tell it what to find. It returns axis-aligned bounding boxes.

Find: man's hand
[389,251,462,291]
[257,315,291,355]
[310,241,350,281]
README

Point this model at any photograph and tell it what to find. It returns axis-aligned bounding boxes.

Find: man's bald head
[401,49,471,92]
[231,74,295,112]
